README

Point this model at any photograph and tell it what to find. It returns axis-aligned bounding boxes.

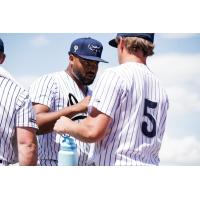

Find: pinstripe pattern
[38,159,57,166]
[88,62,169,166]
[29,71,91,166]
[0,77,38,165]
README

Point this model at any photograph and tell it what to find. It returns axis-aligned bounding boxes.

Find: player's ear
[118,37,125,52]
[69,54,75,65]
[120,38,125,50]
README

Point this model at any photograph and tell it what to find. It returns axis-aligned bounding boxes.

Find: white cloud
[148,54,200,114]
[149,53,200,87]
[31,35,49,47]
[160,135,200,165]
[160,33,198,39]
[167,86,200,114]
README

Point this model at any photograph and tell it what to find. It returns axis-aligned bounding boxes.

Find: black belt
[0,160,2,163]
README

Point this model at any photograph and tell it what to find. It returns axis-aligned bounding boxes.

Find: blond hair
[123,37,154,57]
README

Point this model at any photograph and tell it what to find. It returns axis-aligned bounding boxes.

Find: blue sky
[0,33,200,165]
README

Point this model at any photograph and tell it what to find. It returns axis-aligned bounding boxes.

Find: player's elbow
[85,129,104,143]
[18,143,38,166]
[17,128,38,165]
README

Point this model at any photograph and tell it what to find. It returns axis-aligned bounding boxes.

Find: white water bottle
[58,135,78,166]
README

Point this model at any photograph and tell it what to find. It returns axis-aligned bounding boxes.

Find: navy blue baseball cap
[109,33,155,48]
[0,38,4,53]
[68,37,108,63]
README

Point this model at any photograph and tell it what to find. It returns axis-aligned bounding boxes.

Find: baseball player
[0,38,38,166]
[54,33,169,166]
[29,37,108,166]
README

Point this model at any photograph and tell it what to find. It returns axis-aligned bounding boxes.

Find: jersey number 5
[142,99,158,138]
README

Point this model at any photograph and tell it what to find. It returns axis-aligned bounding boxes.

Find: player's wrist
[61,105,79,117]
[71,103,85,113]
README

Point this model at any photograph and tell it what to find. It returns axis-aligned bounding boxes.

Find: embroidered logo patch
[88,44,101,53]
[73,45,79,53]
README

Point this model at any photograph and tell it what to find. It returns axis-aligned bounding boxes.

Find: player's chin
[84,77,95,85]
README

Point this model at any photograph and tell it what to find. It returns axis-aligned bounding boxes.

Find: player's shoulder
[103,65,122,76]
[107,64,133,80]
[105,62,136,73]
[101,66,127,90]
[0,76,29,103]
[0,76,23,90]
[39,71,58,79]
[4,79,29,102]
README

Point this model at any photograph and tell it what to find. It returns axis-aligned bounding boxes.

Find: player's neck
[65,68,88,96]
[120,52,147,65]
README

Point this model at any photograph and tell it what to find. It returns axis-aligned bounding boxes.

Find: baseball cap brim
[108,39,118,48]
[80,55,108,63]
[69,52,108,63]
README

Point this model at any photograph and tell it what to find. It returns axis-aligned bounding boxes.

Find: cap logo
[73,45,79,53]
[88,44,101,53]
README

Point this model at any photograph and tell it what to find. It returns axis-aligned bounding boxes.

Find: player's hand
[75,96,91,112]
[54,116,73,134]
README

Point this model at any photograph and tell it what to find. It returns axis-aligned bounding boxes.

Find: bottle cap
[60,135,77,151]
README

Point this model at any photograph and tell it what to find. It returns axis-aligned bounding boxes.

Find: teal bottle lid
[60,135,77,151]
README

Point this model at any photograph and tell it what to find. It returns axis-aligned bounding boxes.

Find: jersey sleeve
[29,74,57,108]
[15,89,38,129]
[88,69,125,119]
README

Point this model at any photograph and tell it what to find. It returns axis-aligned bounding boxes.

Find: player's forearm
[36,105,84,134]
[18,143,38,166]
[36,111,63,134]
[66,123,95,143]
[54,110,111,142]
[59,119,99,143]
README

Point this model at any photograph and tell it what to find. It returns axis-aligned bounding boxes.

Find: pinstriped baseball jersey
[88,62,169,166]
[0,76,38,165]
[29,70,91,166]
